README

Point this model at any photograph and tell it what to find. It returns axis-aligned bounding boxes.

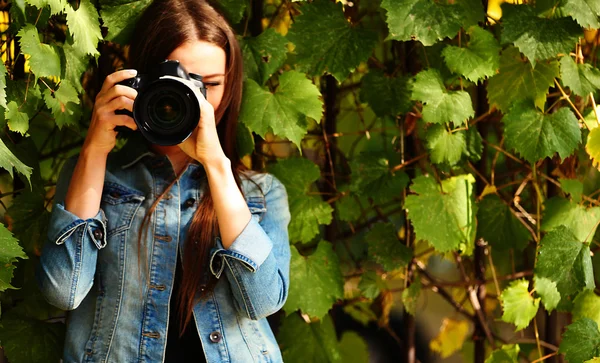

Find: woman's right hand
[82,69,140,156]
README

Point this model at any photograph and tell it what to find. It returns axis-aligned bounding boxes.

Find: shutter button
[209,331,222,343]
[92,228,104,240]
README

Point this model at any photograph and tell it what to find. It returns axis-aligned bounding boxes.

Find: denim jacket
[36,132,291,362]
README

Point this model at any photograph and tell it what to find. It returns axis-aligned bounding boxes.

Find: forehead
[166,40,226,77]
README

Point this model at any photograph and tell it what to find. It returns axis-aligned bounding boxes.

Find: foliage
[1,0,600,362]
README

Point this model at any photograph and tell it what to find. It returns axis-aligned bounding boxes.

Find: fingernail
[127,69,138,76]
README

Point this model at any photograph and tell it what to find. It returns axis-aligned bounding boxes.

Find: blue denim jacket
[36,133,291,362]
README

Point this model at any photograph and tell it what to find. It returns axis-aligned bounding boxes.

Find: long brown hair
[126,0,244,335]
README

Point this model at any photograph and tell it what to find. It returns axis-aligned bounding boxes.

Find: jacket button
[209,331,222,343]
[183,198,196,208]
[92,228,104,240]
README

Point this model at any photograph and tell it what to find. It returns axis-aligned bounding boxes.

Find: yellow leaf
[430,318,471,358]
[479,184,497,199]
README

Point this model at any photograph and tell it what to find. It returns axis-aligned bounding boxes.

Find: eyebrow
[201,73,225,78]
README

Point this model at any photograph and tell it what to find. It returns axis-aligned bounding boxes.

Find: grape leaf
[284,242,343,318]
[560,178,584,202]
[24,0,66,15]
[560,56,600,98]
[405,174,477,254]
[360,69,412,117]
[587,126,600,169]
[477,194,531,251]
[349,152,409,204]
[268,158,333,243]
[442,26,501,83]
[402,279,421,315]
[235,122,254,158]
[43,80,82,128]
[336,195,361,223]
[214,0,247,24]
[487,47,559,113]
[278,313,342,363]
[430,318,470,359]
[339,331,369,363]
[65,0,103,56]
[573,290,600,328]
[17,24,61,78]
[5,191,50,256]
[0,56,7,109]
[239,71,323,148]
[343,301,378,325]
[241,28,288,86]
[99,0,152,45]
[501,4,581,66]
[5,101,30,135]
[0,223,28,292]
[485,345,520,363]
[425,124,467,166]
[286,0,378,82]
[0,138,33,186]
[411,69,474,125]
[464,126,483,162]
[545,0,600,29]
[542,197,600,243]
[358,270,386,299]
[62,41,90,93]
[534,276,561,313]
[586,358,600,363]
[381,0,484,46]
[365,223,412,272]
[0,312,65,363]
[503,102,581,164]
[500,279,539,331]
[535,226,595,311]
[559,318,600,363]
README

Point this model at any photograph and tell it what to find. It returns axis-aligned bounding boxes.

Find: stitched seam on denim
[56,220,86,245]
[84,276,106,360]
[220,251,258,272]
[210,292,230,362]
[209,251,226,278]
[224,258,257,320]
[235,313,258,363]
[69,225,85,310]
[103,230,127,361]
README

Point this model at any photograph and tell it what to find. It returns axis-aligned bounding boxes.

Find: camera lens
[148,92,185,129]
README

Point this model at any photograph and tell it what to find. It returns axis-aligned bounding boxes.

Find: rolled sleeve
[49,202,108,249]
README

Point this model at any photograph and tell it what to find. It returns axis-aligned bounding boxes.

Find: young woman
[35,0,291,361]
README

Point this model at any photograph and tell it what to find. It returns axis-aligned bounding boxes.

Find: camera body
[116,59,208,146]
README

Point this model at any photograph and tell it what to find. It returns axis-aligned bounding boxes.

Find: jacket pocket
[101,182,145,238]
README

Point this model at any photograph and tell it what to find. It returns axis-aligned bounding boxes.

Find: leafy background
[1,0,600,362]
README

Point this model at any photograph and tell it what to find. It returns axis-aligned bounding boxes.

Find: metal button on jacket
[209,331,222,343]
[92,228,103,240]
[183,198,196,208]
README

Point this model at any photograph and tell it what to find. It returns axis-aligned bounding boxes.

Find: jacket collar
[114,131,159,169]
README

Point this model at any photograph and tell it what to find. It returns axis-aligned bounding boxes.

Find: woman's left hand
[178,91,228,166]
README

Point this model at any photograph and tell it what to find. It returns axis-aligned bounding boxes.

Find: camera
[115,59,207,146]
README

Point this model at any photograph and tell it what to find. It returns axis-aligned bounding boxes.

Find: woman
[35,0,291,361]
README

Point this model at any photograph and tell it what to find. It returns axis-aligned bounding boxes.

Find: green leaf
[99,0,152,45]
[239,71,323,148]
[0,138,33,186]
[339,331,369,363]
[343,301,378,325]
[548,0,600,29]
[487,47,560,113]
[5,191,50,255]
[405,174,477,254]
[278,313,342,363]
[0,58,7,109]
[286,0,378,82]
[411,69,474,125]
[62,41,90,93]
[425,124,467,166]
[560,56,600,98]
[5,101,30,135]
[349,153,409,204]
[24,0,66,15]
[573,290,600,328]
[585,358,600,363]
[214,0,247,24]
[358,270,386,299]
[336,195,361,222]
[0,312,65,363]
[235,122,254,158]
[43,81,82,128]
[542,197,600,243]
[587,126,600,169]
[360,69,412,117]
[442,26,501,83]
[402,279,421,315]
[365,223,412,272]
[284,242,344,318]
[0,223,28,292]
[485,345,520,363]
[501,4,581,65]
[241,28,288,86]
[535,226,595,311]
[559,318,600,363]
[381,0,484,46]
[65,0,102,56]
[534,276,561,313]
[477,194,531,251]
[500,279,539,331]
[268,158,333,243]
[465,126,483,162]
[560,178,584,202]
[503,102,581,164]
[17,24,61,78]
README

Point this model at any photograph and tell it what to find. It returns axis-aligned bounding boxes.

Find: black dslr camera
[115,59,207,146]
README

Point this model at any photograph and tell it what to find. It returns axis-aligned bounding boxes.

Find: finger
[99,85,138,105]
[111,114,138,130]
[102,95,134,115]
[100,69,138,95]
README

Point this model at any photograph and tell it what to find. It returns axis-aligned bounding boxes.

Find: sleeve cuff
[209,216,273,278]
[48,202,108,250]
